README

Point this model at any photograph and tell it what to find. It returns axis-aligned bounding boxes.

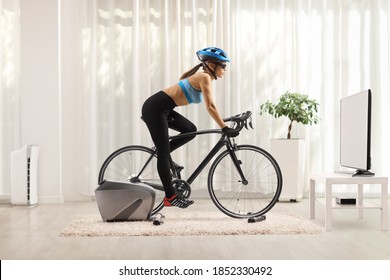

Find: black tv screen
[339,89,374,176]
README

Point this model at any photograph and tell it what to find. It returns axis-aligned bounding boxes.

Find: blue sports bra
[178,79,203,104]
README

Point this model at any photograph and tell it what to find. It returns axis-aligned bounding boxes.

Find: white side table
[309,172,388,231]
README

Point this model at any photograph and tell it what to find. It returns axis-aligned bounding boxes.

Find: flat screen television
[339,89,374,176]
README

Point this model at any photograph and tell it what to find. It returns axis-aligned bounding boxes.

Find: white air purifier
[10,145,40,206]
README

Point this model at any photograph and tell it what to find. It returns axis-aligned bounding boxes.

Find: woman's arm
[199,74,226,129]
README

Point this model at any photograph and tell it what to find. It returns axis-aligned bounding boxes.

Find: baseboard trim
[38,195,64,204]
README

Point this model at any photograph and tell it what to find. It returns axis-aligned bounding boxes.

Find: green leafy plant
[259,91,320,139]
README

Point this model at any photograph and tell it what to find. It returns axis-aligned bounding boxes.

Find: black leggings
[141,91,197,197]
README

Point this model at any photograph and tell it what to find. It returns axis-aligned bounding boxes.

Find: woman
[141,47,238,208]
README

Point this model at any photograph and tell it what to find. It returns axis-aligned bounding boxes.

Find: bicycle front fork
[227,140,248,185]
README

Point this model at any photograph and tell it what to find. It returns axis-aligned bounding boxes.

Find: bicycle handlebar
[223,111,253,133]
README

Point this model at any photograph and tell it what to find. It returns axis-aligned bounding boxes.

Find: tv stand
[310,172,388,231]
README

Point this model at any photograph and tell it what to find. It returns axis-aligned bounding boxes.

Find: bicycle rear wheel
[98,146,165,216]
[208,145,282,218]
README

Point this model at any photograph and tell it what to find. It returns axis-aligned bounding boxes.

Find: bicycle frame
[99,111,283,219]
[139,128,247,189]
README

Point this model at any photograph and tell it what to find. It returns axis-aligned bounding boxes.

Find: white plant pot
[270,139,305,202]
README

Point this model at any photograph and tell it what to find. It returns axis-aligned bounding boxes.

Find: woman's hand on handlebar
[221,111,253,137]
[222,126,240,137]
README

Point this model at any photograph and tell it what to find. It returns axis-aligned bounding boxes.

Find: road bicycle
[98,111,282,219]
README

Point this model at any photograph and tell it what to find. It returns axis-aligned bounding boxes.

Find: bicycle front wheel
[98,145,165,216]
[208,145,282,218]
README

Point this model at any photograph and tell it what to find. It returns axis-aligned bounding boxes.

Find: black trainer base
[248,215,266,223]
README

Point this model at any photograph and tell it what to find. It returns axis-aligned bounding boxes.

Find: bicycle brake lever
[249,117,253,129]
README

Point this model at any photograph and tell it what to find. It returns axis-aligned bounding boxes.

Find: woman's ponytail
[179,63,203,80]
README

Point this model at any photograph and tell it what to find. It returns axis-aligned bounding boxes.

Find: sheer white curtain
[2,0,389,200]
[0,0,20,197]
[81,0,390,195]
[82,0,240,193]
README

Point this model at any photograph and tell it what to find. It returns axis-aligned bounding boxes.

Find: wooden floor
[1,198,390,260]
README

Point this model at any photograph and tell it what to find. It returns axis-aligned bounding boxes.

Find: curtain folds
[1,0,389,198]
[81,0,390,195]
[0,0,20,196]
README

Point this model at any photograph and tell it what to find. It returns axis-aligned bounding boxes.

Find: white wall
[19,0,88,203]
[61,0,92,201]
[60,0,90,201]
[20,0,62,203]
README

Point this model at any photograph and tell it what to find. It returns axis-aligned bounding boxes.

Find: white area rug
[61,211,323,237]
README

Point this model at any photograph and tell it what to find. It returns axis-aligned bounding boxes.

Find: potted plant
[259,91,320,139]
[259,91,320,201]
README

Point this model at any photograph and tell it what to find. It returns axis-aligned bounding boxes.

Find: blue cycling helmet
[196,47,230,62]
